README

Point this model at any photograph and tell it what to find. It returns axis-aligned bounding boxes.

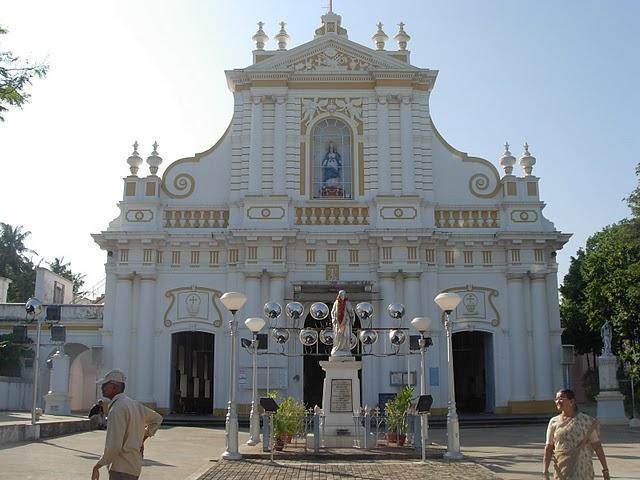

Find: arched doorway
[171,332,214,414]
[302,304,361,409]
[452,331,495,413]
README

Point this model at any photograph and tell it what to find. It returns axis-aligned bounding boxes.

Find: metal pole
[222,311,241,460]
[247,334,260,445]
[444,312,462,459]
[419,337,427,461]
[632,377,637,419]
[30,317,42,431]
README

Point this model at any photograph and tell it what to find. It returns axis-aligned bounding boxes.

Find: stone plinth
[596,355,627,425]
[44,351,71,416]
[320,357,361,447]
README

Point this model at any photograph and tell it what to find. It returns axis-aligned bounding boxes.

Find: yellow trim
[1,324,101,332]
[125,182,136,196]
[527,182,538,196]
[254,53,275,63]
[161,122,232,199]
[429,408,447,416]
[251,79,288,88]
[145,181,156,196]
[494,406,510,414]
[508,400,556,414]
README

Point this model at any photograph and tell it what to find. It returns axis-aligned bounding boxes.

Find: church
[90,9,570,416]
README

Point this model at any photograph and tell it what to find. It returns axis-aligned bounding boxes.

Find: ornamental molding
[439,285,500,327]
[125,209,154,223]
[163,286,224,328]
[301,97,363,128]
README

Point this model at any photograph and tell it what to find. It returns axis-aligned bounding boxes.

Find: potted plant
[385,385,414,446]
[269,392,306,450]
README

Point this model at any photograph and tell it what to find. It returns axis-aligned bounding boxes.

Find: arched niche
[309,116,355,200]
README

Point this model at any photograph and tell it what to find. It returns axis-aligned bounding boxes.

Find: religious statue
[601,320,613,357]
[330,290,355,358]
[322,141,342,187]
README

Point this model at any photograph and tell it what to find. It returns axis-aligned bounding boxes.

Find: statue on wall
[330,290,354,358]
[322,141,342,186]
[601,320,613,357]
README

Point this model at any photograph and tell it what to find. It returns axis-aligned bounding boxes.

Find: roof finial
[126,141,143,176]
[394,22,411,51]
[252,21,268,50]
[499,141,516,175]
[275,21,290,50]
[146,141,163,175]
[372,22,389,51]
[519,142,537,176]
[329,0,333,13]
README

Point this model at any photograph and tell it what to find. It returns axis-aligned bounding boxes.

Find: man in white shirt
[92,370,163,480]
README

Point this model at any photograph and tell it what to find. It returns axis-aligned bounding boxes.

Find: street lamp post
[411,316,433,462]
[25,298,44,433]
[245,316,266,446]
[434,292,463,460]
[219,292,247,460]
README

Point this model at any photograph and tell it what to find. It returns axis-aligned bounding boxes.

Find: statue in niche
[601,320,613,357]
[330,290,354,358]
[321,141,343,197]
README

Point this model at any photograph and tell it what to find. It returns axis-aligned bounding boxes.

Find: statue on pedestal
[601,320,613,357]
[321,141,343,197]
[330,290,354,357]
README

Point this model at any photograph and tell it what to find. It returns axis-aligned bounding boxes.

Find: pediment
[245,36,420,73]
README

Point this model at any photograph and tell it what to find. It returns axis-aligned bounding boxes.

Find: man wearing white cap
[91,369,163,480]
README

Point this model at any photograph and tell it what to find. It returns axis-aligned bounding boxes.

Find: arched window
[311,118,352,199]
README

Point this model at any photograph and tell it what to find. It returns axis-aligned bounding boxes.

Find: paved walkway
[0,421,637,479]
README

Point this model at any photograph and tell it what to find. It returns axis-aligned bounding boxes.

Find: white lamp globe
[245,317,266,333]
[434,292,462,313]
[411,317,432,333]
[220,292,248,312]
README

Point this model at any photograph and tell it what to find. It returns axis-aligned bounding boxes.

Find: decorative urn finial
[499,142,516,175]
[394,22,411,50]
[519,143,537,175]
[372,22,389,50]
[275,21,290,50]
[146,141,163,175]
[126,141,143,176]
[252,21,268,50]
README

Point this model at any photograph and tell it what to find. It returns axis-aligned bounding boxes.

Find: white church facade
[87,10,571,416]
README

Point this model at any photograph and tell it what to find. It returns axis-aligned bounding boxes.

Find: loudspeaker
[409,335,420,351]
[259,397,279,412]
[46,305,61,321]
[50,325,66,343]
[257,333,268,350]
[416,395,433,413]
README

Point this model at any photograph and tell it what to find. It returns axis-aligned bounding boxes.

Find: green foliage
[47,257,86,294]
[0,26,49,121]
[0,223,36,302]
[560,162,640,380]
[0,333,31,377]
[385,385,414,434]
[271,395,306,438]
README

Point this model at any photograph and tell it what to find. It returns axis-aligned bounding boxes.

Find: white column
[531,273,553,399]
[244,274,262,319]
[400,96,415,194]
[113,275,132,373]
[136,276,156,403]
[248,95,263,194]
[269,274,286,317]
[272,96,287,194]
[507,273,528,401]
[376,96,391,194]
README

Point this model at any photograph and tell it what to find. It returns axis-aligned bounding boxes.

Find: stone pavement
[0,421,638,479]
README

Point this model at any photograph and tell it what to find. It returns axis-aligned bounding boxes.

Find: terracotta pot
[274,438,285,451]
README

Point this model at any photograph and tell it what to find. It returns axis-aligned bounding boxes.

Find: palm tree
[0,223,36,276]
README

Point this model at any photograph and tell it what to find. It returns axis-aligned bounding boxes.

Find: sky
[1,0,639,296]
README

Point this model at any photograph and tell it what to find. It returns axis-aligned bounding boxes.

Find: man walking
[92,370,163,480]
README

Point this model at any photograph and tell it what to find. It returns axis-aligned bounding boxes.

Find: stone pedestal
[596,355,627,425]
[320,357,361,447]
[44,350,71,416]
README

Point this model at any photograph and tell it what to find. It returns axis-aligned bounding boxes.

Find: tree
[0,223,36,302]
[0,25,49,121]
[560,163,640,378]
[559,249,602,368]
[47,256,86,294]
[0,333,32,377]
